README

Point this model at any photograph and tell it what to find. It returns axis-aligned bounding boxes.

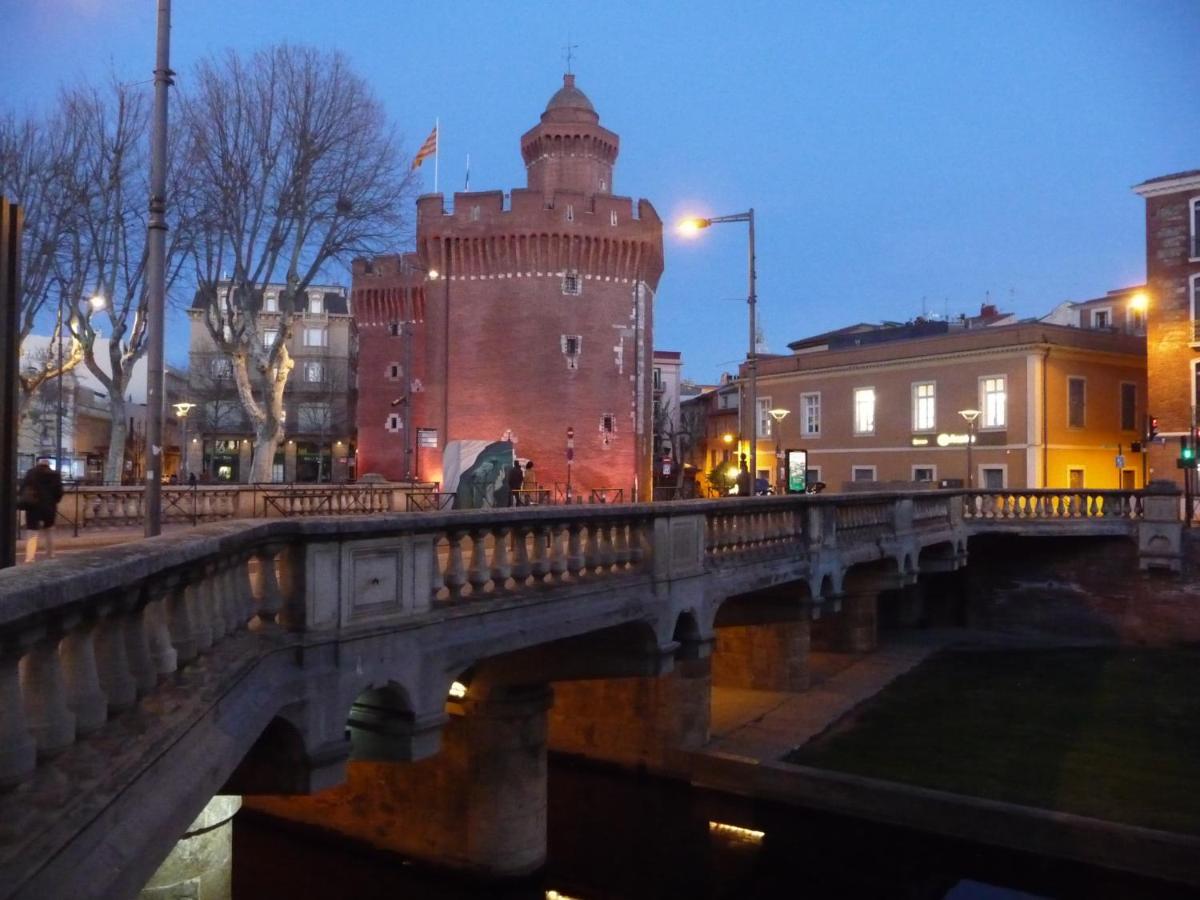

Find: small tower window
[600,413,616,448]
[565,204,574,222]
[385,414,402,433]
[388,322,402,336]
[469,205,481,221]
[610,210,618,227]
[562,334,582,370]
[562,271,582,295]
[385,363,402,381]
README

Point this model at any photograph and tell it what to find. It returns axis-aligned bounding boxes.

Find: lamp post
[768,407,789,493]
[679,210,758,487]
[56,293,107,479]
[173,402,195,480]
[958,408,981,489]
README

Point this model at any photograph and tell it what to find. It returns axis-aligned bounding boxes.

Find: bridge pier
[138,795,241,900]
[245,684,553,878]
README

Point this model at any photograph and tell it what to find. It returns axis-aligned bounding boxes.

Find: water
[233,758,1191,899]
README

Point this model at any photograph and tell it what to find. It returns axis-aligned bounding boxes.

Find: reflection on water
[233,758,1192,899]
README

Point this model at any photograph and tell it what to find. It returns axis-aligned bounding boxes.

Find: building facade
[1133,170,1200,488]
[186,284,356,483]
[727,315,1146,493]
[354,75,664,497]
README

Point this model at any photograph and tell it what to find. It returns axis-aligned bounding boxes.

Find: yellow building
[737,312,1146,492]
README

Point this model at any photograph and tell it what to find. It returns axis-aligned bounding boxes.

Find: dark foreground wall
[961,534,1200,645]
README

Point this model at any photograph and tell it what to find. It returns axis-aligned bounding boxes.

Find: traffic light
[1178,436,1196,469]
[1149,415,1160,441]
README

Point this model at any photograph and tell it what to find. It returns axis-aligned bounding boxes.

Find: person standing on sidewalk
[19,459,64,563]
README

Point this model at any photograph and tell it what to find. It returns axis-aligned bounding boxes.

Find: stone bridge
[0,486,1178,899]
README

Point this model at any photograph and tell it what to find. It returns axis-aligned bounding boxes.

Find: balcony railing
[962,489,1142,521]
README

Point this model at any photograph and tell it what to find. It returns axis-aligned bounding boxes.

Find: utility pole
[144,0,172,536]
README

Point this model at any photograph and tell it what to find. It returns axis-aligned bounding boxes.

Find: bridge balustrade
[963,489,1143,522]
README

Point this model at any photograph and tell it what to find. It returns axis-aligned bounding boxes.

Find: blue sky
[3,0,1195,381]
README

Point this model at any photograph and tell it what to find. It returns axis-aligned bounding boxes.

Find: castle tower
[353,75,663,498]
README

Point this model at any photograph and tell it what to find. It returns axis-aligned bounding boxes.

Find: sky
[2,0,1196,382]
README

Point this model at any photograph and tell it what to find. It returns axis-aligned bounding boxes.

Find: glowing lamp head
[727,466,740,480]
[722,433,734,444]
[88,294,107,312]
[426,268,440,281]
[676,216,710,237]
[1128,291,1149,313]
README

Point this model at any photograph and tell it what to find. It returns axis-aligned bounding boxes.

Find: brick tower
[354,75,664,498]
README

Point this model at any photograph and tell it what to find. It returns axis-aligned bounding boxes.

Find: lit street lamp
[768,407,789,492]
[679,210,758,488]
[173,402,195,480]
[56,293,106,479]
[958,408,981,489]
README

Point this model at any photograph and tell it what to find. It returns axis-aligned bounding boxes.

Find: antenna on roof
[563,33,579,74]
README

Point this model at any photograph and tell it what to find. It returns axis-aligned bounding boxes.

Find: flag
[412,124,438,170]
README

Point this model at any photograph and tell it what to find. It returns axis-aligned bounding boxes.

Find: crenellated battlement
[417,189,660,230]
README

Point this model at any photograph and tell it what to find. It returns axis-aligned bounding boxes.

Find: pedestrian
[736,462,751,498]
[508,458,525,506]
[187,471,198,488]
[19,459,64,563]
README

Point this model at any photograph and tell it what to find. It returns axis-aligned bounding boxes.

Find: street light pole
[769,407,789,492]
[677,209,758,487]
[173,402,194,480]
[958,408,981,489]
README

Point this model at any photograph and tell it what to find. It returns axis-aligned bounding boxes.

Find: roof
[189,283,349,315]
[546,74,594,113]
[1132,169,1200,198]
[1135,169,1200,187]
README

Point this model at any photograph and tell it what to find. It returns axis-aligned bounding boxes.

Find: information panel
[786,449,808,493]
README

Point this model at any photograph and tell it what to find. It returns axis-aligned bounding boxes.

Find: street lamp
[56,293,106,479]
[678,210,758,487]
[768,407,789,492]
[173,402,195,480]
[1128,290,1149,335]
[958,408,981,489]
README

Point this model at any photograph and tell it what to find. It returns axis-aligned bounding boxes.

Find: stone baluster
[60,611,108,736]
[510,527,531,587]
[584,522,602,573]
[629,520,648,566]
[0,636,38,788]
[184,570,214,654]
[204,561,228,642]
[430,535,447,599]
[233,551,256,627]
[119,586,157,698]
[93,598,137,714]
[490,527,512,591]
[544,524,565,581]
[164,575,198,665]
[275,543,305,630]
[566,524,585,579]
[467,529,491,597]
[251,544,284,628]
[532,525,552,584]
[444,530,467,600]
[144,593,178,678]
[21,624,76,757]
[613,521,630,569]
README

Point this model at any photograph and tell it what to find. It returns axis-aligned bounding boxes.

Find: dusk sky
[3,0,1195,382]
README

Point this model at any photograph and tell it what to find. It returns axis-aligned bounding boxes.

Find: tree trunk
[247,374,286,482]
[104,396,129,484]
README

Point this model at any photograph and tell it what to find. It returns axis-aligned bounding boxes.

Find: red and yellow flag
[412,124,438,170]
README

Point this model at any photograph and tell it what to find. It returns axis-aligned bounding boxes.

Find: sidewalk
[14,523,204,564]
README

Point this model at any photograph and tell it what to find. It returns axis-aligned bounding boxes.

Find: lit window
[912,382,936,432]
[801,392,820,436]
[303,327,327,347]
[262,329,278,348]
[304,361,324,383]
[1067,377,1085,428]
[853,387,875,435]
[981,376,1006,428]
[562,271,581,295]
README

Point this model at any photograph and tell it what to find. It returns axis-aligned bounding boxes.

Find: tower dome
[521,74,619,196]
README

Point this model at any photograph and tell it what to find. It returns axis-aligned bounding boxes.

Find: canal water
[233,757,1190,899]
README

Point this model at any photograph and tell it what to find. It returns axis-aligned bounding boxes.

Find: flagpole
[433,117,440,195]
[465,153,470,191]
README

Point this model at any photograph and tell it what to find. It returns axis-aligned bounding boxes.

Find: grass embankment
[786,646,1200,834]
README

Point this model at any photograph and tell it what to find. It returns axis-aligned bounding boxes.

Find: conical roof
[545,73,594,113]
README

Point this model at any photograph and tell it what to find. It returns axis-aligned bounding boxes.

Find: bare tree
[181,45,414,481]
[0,107,91,414]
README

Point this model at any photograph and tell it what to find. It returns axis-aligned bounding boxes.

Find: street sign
[417,428,438,448]
[1115,454,1125,469]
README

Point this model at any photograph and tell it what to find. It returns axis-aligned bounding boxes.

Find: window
[1191,274,1200,341]
[469,205,480,222]
[1191,196,1200,259]
[601,413,615,433]
[801,392,820,436]
[981,466,1006,489]
[718,390,738,410]
[1068,467,1085,489]
[912,382,936,432]
[1120,383,1136,431]
[385,413,402,433]
[1092,309,1109,329]
[653,367,663,390]
[912,466,936,482]
[610,210,618,226]
[385,363,402,381]
[388,322,402,337]
[565,204,574,222]
[303,327,327,347]
[303,361,325,383]
[205,401,240,429]
[853,387,875,435]
[1067,377,1085,429]
[805,466,821,486]
[562,334,581,370]
[210,357,232,379]
[308,293,324,314]
[852,465,876,482]
[599,179,607,192]
[562,271,581,295]
[757,397,773,437]
[981,376,1006,428]
[263,291,278,313]
[297,402,330,431]
[262,329,278,348]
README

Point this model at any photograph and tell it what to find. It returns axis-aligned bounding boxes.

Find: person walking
[508,459,525,506]
[19,459,64,563]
